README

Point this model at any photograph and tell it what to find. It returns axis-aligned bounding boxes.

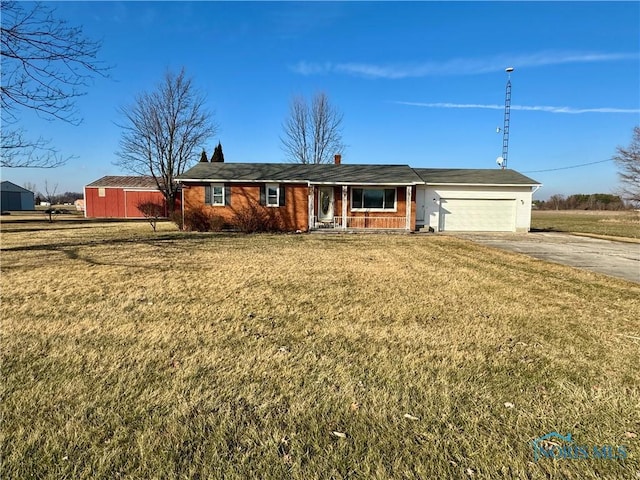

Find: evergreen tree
[211,141,225,163]
[199,149,208,162]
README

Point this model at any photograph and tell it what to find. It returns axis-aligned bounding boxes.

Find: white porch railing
[313,216,407,230]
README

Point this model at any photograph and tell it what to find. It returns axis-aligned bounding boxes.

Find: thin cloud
[290,61,333,76]
[290,51,638,79]
[395,101,640,114]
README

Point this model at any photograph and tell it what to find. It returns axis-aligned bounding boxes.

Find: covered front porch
[312,215,409,230]
[308,184,414,231]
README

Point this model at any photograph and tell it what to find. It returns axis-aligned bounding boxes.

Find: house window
[351,188,396,210]
[205,183,225,206]
[211,184,224,205]
[266,183,279,207]
[98,188,106,198]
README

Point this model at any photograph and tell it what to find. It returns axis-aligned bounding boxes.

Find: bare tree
[115,68,216,210]
[22,181,37,194]
[1,1,109,168]
[42,180,58,204]
[136,201,166,232]
[281,92,344,164]
[613,126,640,206]
[548,194,565,211]
[42,180,58,222]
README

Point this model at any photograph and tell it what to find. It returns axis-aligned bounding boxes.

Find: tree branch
[115,68,216,209]
[1,1,110,168]
[281,92,344,164]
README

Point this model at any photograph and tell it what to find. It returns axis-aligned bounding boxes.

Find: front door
[318,187,334,223]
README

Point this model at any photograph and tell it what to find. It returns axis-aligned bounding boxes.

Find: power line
[522,158,614,173]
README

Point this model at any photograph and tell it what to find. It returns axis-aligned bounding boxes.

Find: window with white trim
[205,183,225,206]
[211,184,224,206]
[266,183,279,207]
[351,188,396,211]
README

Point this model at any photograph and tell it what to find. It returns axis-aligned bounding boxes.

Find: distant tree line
[34,191,83,205]
[534,193,630,211]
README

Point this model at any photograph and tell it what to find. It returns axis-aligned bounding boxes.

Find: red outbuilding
[84,176,178,218]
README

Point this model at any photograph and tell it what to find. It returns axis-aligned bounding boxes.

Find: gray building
[0,181,35,211]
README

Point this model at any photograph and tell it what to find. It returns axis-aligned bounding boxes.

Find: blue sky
[4,1,639,200]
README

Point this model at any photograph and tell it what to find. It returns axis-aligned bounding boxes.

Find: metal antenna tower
[500,67,514,169]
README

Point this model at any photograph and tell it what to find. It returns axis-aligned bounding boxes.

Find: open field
[1,219,639,479]
[531,210,640,239]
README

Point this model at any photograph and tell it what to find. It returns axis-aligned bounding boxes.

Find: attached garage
[414,169,541,233]
[439,198,516,232]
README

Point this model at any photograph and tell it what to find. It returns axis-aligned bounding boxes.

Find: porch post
[308,185,314,231]
[405,186,412,231]
[342,185,348,230]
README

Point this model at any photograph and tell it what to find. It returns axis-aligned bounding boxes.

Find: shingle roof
[177,163,424,185]
[177,163,540,186]
[88,168,541,188]
[413,168,540,185]
[85,176,160,189]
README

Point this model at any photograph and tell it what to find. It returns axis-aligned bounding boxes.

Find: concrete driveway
[453,232,640,283]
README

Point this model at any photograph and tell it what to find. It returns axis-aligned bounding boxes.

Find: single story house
[176,158,422,231]
[175,157,541,232]
[84,176,177,218]
[0,181,35,211]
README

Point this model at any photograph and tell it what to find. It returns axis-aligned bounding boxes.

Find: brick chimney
[334,154,342,165]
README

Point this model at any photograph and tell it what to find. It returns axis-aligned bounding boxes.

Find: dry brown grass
[1,219,639,479]
[532,210,640,239]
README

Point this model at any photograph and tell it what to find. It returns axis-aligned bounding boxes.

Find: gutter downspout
[180,183,185,231]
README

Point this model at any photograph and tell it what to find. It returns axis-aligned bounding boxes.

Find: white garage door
[439,198,516,232]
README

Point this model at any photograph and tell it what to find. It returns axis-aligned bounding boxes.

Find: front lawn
[1,221,638,479]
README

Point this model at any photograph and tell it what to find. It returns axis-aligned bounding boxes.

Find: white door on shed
[439,198,516,232]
